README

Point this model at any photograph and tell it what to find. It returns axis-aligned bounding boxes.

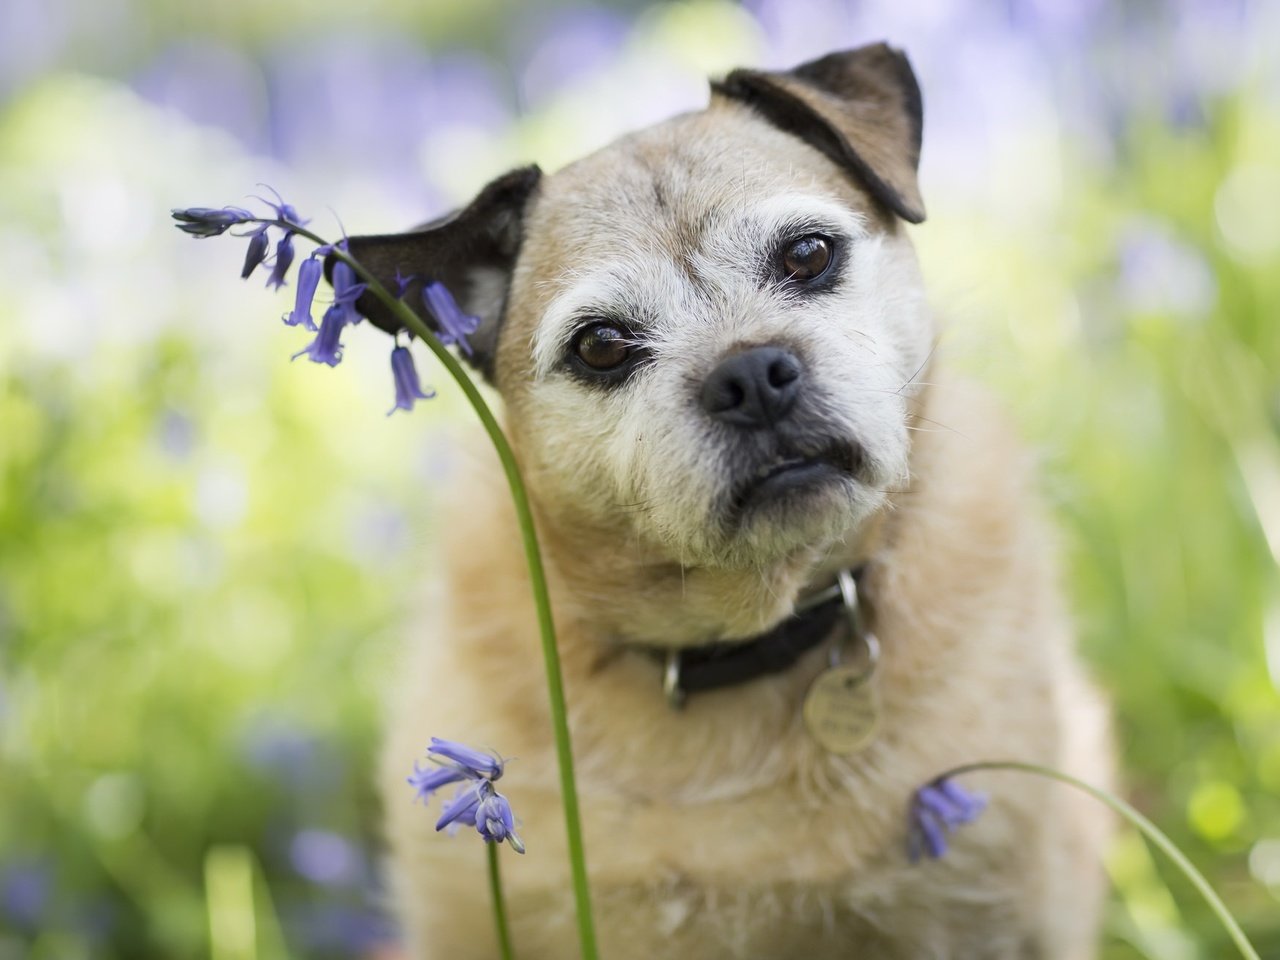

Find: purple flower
[427,737,502,779]
[266,232,296,290]
[256,184,307,228]
[1,860,52,930]
[171,205,254,237]
[436,781,487,832]
[475,790,525,854]
[407,737,524,852]
[292,304,346,367]
[422,282,480,355]
[394,270,416,299]
[908,777,986,861]
[408,761,466,802]
[330,247,367,325]
[388,346,435,416]
[241,225,269,279]
[284,257,323,330]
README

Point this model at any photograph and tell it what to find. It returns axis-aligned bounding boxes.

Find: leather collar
[649,567,866,706]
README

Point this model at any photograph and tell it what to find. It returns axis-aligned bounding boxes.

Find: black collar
[648,567,864,706]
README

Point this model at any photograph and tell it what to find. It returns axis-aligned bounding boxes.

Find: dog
[344,42,1113,959]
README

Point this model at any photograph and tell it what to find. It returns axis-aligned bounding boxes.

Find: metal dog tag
[803,568,882,754]
[803,665,880,754]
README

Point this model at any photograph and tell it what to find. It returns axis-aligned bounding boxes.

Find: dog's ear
[712,43,925,224]
[329,165,542,380]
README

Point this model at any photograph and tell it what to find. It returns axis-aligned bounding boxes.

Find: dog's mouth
[727,440,864,521]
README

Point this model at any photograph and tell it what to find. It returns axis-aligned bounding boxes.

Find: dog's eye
[781,235,833,282]
[573,323,631,371]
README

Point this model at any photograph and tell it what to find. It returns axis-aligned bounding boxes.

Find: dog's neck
[536,502,890,649]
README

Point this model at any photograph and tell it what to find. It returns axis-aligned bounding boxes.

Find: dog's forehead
[519,101,867,287]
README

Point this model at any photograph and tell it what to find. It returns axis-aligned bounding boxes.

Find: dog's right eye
[573,323,632,371]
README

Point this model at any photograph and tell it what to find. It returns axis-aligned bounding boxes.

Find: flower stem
[285,226,599,960]
[939,760,1261,960]
[488,842,517,960]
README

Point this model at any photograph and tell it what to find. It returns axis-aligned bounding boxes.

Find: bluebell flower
[475,789,525,854]
[241,225,270,279]
[288,829,360,886]
[388,345,435,416]
[407,738,524,852]
[408,761,467,802]
[284,257,323,330]
[292,304,346,367]
[426,737,503,779]
[394,269,416,299]
[171,205,255,237]
[330,246,367,325]
[422,282,480,355]
[256,184,307,228]
[436,781,487,832]
[908,777,986,861]
[1,860,52,930]
[266,231,296,290]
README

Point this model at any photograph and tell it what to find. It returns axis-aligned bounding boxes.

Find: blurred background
[1,0,1278,957]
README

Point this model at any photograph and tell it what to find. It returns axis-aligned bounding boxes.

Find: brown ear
[328,165,542,380]
[712,44,925,224]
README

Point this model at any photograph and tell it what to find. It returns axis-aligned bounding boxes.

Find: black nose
[700,346,803,428]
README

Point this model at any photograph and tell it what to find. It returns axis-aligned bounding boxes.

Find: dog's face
[348,44,932,570]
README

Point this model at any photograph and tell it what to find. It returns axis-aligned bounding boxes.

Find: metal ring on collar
[663,650,686,708]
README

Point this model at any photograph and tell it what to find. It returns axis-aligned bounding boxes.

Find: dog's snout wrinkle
[701,346,802,429]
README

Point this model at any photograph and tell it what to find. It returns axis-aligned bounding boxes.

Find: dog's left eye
[780,235,833,282]
[573,323,632,371]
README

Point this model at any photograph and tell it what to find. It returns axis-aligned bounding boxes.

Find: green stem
[488,843,516,960]
[939,761,1261,960]
[287,226,599,960]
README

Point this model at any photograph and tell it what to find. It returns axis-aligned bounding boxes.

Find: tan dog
[347,43,1113,959]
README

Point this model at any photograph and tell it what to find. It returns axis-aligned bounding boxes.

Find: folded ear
[329,165,542,379]
[712,43,925,224]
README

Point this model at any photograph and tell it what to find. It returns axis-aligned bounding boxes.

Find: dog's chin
[727,441,864,523]
[699,443,886,565]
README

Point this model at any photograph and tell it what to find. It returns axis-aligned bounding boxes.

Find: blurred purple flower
[134,41,270,154]
[265,38,504,211]
[422,282,479,355]
[284,257,323,330]
[517,7,630,105]
[1,860,52,930]
[240,718,341,788]
[292,304,346,367]
[908,777,986,861]
[387,345,435,416]
[156,409,197,460]
[289,829,361,887]
[1117,220,1216,318]
[283,900,399,954]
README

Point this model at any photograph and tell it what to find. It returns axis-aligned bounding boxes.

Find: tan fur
[381,91,1112,959]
